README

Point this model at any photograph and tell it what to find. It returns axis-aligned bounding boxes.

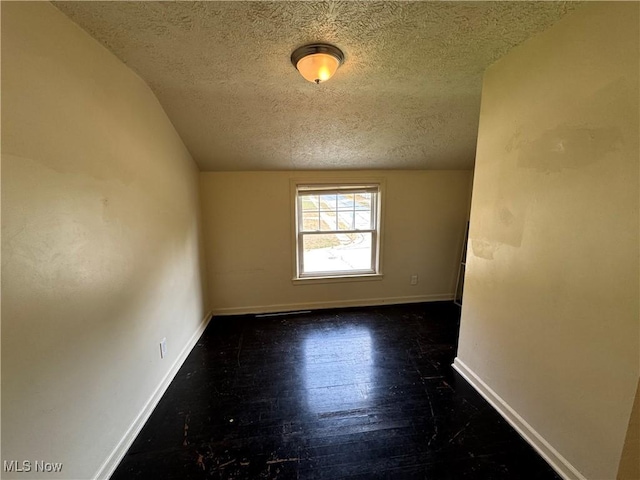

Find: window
[294,182,382,280]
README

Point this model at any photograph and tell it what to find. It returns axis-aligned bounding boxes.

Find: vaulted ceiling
[54,1,579,171]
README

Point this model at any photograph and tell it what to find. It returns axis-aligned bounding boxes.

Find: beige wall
[456,3,639,480]
[2,3,207,479]
[200,170,471,314]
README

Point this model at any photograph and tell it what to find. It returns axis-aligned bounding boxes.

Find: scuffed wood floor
[111,302,560,479]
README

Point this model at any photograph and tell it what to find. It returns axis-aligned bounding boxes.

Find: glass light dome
[291,44,344,84]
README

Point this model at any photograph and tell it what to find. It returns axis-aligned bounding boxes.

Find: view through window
[296,184,380,278]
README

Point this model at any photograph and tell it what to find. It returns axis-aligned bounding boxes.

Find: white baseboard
[94,310,213,480]
[452,358,586,480]
[210,294,454,316]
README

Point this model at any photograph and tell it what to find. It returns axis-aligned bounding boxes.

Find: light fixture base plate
[290,43,344,69]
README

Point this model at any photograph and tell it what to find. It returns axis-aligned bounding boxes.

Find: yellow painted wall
[200,170,472,314]
[456,3,639,479]
[1,3,208,478]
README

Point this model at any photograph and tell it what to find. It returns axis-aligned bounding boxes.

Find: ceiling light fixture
[291,43,344,84]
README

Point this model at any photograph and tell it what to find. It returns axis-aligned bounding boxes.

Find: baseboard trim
[94,310,213,480]
[210,294,454,316]
[452,358,586,480]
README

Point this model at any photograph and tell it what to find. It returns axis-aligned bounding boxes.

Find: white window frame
[291,179,384,284]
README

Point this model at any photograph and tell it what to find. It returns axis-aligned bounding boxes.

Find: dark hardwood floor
[111,302,560,479]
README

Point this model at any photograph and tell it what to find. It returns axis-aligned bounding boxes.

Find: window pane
[355,193,371,210]
[302,232,373,274]
[320,211,337,231]
[319,194,337,211]
[355,211,372,230]
[301,195,318,211]
[337,193,354,210]
[302,211,320,231]
[337,210,354,230]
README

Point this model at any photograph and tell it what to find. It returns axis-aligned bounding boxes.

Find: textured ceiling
[54,1,579,171]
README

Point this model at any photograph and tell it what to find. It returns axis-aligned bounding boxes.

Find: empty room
[2,1,638,479]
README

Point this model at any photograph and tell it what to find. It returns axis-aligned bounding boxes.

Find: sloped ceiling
[54,1,579,171]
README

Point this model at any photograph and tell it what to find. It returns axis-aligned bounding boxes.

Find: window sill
[292,273,384,285]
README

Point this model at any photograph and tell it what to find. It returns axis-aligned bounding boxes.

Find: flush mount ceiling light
[291,43,344,84]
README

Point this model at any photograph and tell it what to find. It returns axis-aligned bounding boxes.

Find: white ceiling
[54,1,579,171]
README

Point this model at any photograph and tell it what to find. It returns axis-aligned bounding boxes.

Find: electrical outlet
[160,338,167,359]
[410,274,418,285]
